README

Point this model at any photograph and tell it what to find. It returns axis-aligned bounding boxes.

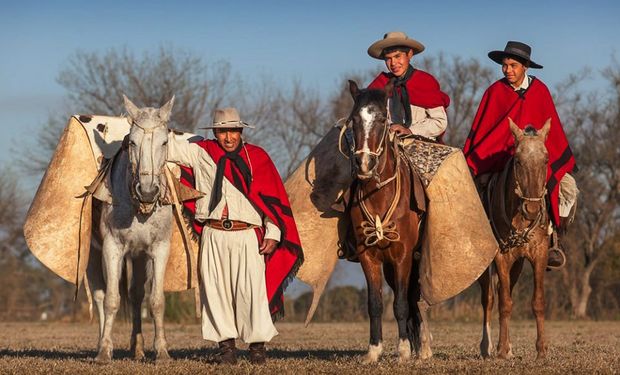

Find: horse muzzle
[354,154,378,180]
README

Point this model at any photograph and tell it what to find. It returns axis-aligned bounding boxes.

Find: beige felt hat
[200,107,255,129]
[367,31,425,59]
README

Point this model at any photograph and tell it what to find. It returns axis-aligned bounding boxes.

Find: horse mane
[353,87,388,108]
[523,125,538,136]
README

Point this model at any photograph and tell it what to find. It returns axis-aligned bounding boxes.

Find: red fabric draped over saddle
[368,69,451,109]
[463,78,576,226]
[179,140,303,320]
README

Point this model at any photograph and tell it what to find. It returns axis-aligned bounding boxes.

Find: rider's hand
[259,238,278,255]
[389,124,412,136]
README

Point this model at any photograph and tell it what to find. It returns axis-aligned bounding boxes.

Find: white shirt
[512,74,531,91]
[167,134,281,241]
[387,100,448,139]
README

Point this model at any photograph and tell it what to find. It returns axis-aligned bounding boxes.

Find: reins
[487,159,547,252]
[342,118,403,247]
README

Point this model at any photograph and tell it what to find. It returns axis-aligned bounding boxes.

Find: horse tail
[406,252,423,353]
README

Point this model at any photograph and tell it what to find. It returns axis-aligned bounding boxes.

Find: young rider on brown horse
[463,41,577,269]
[366,31,450,140]
[340,31,450,260]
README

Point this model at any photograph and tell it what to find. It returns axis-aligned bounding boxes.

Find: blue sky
[1,0,618,166]
[1,0,619,291]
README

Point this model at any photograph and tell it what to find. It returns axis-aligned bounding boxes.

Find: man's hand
[259,238,278,255]
[389,124,412,136]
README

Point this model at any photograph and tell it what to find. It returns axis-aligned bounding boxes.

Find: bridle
[488,157,547,252]
[337,110,403,247]
[127,120,167,214]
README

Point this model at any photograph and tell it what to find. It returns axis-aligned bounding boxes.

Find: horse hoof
[397,339,411,363]
[133,351,146,361]
[362,343,383,364]
[155,350,171,363]
[95,351,112,363]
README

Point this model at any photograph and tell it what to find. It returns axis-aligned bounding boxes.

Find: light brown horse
[347,80,430,363]
[478,118,551,360]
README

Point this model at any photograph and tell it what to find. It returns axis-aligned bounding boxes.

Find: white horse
[88,95,175,362]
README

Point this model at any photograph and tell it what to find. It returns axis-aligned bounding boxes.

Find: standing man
[463,41,577,269]
[168,108,303,365]
[367,31,450,139]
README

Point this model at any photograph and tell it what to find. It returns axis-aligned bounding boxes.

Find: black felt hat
[488,41,543,69]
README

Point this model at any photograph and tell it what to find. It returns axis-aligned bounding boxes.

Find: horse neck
[110,149,133,203]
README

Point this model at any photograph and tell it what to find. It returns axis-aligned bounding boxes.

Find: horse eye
[129,140,136,147]
[162,140,168,146]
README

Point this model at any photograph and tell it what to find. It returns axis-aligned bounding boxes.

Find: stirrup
[547,230,566,270]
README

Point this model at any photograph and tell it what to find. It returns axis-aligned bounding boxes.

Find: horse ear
[348,80,359,98]
[123,95,140,120]
[159,95,175,122]
[508,117,523,142]
[540,118,552,140]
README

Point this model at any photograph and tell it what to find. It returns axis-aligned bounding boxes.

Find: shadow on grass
[0,347,365,362]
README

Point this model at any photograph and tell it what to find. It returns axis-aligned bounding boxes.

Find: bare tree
[20,45,231,174]
[0,167,74,320]
[555,61,620,318]
[418,53,494,147]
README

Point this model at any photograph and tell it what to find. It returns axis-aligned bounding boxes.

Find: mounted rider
[339,31,451,260]
[366,31,450,140]
[462,41,578,269]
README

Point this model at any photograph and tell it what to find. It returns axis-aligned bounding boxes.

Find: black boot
[249,342,267,365]
[547,229,566,270]
[216,339,237,365]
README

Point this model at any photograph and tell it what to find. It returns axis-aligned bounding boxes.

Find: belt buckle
[222,219,233,230]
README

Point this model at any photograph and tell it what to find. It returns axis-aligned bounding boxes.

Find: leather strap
[205,219,257,231]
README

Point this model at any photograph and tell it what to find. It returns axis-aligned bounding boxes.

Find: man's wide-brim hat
[200,107,254,129]
[488,41,543,69]
[367,31,425,60]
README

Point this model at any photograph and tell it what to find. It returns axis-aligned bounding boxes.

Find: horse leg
[389,258,413,363]
[510,257,525,293]
[360,253,384,363]
[86,248,105,349]
[478,265,494,358]
[416,299,433,360]
[150,244,171,362]
[129,255,147,360]
[531,254,547,360]
[495,256,514,359]
[96,244,123,362]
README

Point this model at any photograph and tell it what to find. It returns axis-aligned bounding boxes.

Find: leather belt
[205,219,257,231]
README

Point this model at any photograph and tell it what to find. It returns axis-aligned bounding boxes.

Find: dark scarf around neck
[390,64,415,127]
[208,142,252,214]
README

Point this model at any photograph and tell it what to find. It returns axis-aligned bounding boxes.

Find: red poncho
[179,140,303,320]
[463,78,576,226]
[368,69,451,109]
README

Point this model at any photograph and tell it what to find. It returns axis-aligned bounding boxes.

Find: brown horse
[478,118,551,360]
[346,80,430,363]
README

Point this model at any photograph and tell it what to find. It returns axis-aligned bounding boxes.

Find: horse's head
[347,80,393,180]
[509,117,550,220]
[123,95,174,214]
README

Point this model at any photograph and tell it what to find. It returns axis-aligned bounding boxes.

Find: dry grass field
[0,320,618,374]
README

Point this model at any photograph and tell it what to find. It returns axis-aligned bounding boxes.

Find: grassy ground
[0,320,618,374]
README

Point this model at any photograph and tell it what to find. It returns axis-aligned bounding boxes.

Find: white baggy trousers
[199,226,278,344]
